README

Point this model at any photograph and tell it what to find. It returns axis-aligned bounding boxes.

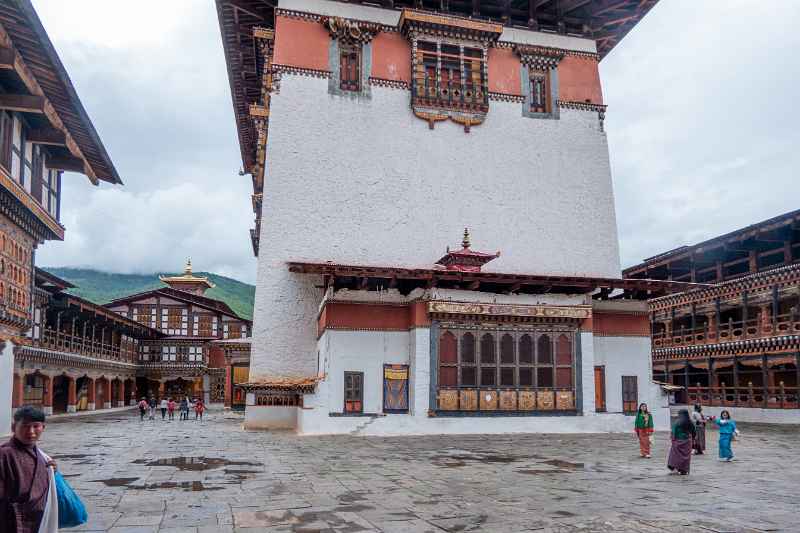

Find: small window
[344,371,363,413]
[339,42,361,92]
[530,70,549,113]
[622,376,638,415]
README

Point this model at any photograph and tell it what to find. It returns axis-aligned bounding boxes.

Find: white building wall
[251,74,619,382]
[592,336,669,430]
[0,343,13,437]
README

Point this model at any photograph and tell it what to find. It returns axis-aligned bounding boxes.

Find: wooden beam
[0,47,13,69]
[225,0,265,19]
[47,155,85,173]
[0,93,44,114]
[27,127,66,146]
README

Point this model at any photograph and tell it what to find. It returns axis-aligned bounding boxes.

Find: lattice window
[344,371,364,413]
[529,69,550,113]
[339,42,361,92]
[197,314,214,337]
[414,40,487,111]
[622,376,638,415]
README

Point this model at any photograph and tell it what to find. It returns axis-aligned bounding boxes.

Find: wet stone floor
[40,409,797,532]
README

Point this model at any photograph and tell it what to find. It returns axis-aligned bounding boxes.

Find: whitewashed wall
[593,336,669,429]
[251,74,618,381]
[0,343,12,436]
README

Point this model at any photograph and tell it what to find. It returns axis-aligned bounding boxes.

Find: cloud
[30,0,800,283]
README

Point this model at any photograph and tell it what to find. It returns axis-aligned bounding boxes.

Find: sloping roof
[0,0,121,185]
[104,287,250,323]
[35,267,74,291]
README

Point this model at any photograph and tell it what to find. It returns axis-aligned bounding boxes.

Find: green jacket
[635,411,654,430]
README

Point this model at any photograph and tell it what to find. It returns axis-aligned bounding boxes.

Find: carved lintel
[322,16,381,43]
[514,45,565,69]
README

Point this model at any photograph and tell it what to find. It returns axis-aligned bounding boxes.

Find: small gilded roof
[435,229,500,272]
[159,259,215,289]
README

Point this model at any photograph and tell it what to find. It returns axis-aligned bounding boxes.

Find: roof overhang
[287,260,708,298]
[0,0,121,185]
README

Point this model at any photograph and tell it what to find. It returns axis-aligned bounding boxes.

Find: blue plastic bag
[54,470,88,528]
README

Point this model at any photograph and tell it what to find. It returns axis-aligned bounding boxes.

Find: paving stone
[38,409,797,532]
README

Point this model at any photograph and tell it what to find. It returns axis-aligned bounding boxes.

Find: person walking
[0,406,58,532]
[667,409,696,475]
[690,404,707,455]
[180,397,189,421]
[160,398,168,420]
[711,410,740,462]
[634,403,654,458]
[167,398,176,421]
[137,397,148,421]
[148,396,157,420]
[194,399,205,421]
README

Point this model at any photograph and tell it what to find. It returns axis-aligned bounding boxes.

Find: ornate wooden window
[339,42,361,92]
[344,371,364,413]
[436,326,577,413]
[197,314,214,337]
[0,111,12,171]
[529,69,550,114]
[383,364,409,413]
[622,375,638,415]
[399,10,501,132]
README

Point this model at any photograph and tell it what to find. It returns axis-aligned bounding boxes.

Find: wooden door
[344,372,363,413]
[383,365,409,413]
[594,366,606,412]
[622,375,638,414]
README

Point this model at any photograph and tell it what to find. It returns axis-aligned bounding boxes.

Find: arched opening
[52,375,71,414]
[75,376,92,411]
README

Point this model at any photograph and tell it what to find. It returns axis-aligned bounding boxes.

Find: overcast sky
[32,0,800,284]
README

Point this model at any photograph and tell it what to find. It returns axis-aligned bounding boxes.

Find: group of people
[137,396,205,422]
[634,403,740,475]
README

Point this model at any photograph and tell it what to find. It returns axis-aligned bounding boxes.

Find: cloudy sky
[32,1,800,283]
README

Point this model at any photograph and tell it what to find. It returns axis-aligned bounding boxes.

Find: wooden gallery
[215,0,696,434]
[0,0,121,431]
[625,209,800,424]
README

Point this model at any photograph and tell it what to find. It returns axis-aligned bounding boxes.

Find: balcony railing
[32,327,137,363]
[685,385,800,409]
[654,313,800,348]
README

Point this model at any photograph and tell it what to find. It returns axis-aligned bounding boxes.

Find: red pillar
[224,364,232,408]
[12,374,23,408]
[102,379,112,409]
[41,375,53,415]
[116,380,125,407]
[86,377,96,410]
[67,377,77,413]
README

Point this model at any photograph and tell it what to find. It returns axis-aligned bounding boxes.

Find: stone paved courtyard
[38,408,796,532]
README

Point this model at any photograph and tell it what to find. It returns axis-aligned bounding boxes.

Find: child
[711,410,740,461]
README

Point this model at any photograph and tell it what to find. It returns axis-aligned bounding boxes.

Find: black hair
[693,403,702,412]
[676,409,696,436]
[638,403,648,413]
[13,405,45,424]
[720,410,731,420]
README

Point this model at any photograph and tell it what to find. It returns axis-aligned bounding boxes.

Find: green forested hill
[41,267,255,320]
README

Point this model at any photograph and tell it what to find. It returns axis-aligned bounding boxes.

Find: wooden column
[690,303,697,333]
[762,353,769,408]
[224,362,233,408]
[12,373,23,408]
[748,250,758,273]
[742,290,749,337]
[706,312,716,342]
[733,356,739,406]
[67,377,77,413]
[715,298,721,338]
[86,377,95,410]
[41,375,53,415]
[116,379,125,407]
[772,285,779,328]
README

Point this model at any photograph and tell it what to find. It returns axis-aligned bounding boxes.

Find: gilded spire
[462,228,471,249]
[185,258,192,275]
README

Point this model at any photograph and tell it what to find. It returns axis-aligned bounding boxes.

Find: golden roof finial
[462,228,471,249]
[185,258,192,275]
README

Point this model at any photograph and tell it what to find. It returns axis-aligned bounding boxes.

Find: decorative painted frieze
[322,16,382,44]
[428,301,591,320]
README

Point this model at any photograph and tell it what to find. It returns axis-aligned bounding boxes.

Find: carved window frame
[324,17,378,99]
[517,47,563,120]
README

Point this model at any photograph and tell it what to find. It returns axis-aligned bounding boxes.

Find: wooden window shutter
[31,148,43,205]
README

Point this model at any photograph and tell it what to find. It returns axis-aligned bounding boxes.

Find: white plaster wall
[279,0,597,53]
[0,343,13,437]
[579,332,595,415]
[326,287,585,306]
[251,74,619,381]
[321,330,410,413]
[593,336,669,429]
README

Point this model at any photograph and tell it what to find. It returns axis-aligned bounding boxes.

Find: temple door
[594,366,606,412]
[383,365,409,413]
[344,372,363,413]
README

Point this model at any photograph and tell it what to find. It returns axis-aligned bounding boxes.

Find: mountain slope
[42,267,255,320]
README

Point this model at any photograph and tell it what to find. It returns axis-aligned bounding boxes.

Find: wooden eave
[0,0,121,185]
[51,293,165,339]
[34,267,74,291]
[287,260,707,298]
[624,209,800,279]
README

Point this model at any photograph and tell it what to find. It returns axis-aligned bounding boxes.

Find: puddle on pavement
[132,456,261,471]
[51,454,98,460]
[431,451,527,468]
[92,477,222,491]
[541,459,584,469]
[515,469,564,475]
